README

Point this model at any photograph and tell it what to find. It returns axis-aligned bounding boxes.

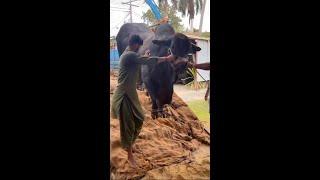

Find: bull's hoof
[151,110,158,119]
[157,112,164,118]
[151,108,171,119]
[170,102,179,109]
[162,113,169,118]
[163,110,171,118]
[151,113,157,119]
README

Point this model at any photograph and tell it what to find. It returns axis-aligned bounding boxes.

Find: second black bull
[116,23,201,118]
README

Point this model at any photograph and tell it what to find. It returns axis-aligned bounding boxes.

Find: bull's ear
[192,44,201,51]
[152,39,171,46]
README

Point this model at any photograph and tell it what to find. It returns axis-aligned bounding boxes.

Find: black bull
[116,23,201,118]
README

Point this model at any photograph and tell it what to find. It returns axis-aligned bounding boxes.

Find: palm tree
[177,0,202,32]
[157,0,178,16]
[199,0,206,33]
[157,0,202,32]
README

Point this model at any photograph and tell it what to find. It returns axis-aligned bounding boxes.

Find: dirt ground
[174,84,210,131]
[173,84,208,103]
[110,71,210,180]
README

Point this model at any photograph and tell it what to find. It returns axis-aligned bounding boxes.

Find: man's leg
[119,97,143,167]
[127,145,138,167]
[128,117,143,167]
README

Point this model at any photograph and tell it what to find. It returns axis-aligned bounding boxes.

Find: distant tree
[177,0,203,32]
[141,6,184,32]
[198,0,206,33]
[157,0,178,15]
[156,0,203,32]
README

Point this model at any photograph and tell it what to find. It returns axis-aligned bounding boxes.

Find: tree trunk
[164,1,169,16]
[199,0,207,33]
[190,19,194,32]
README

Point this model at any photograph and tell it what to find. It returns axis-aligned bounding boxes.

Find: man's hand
[144,50,151,57]
[187,62,194,68]
[157,54,175,64]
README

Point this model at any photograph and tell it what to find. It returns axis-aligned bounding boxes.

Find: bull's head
[151,33,201,81]
[152,33,201,58]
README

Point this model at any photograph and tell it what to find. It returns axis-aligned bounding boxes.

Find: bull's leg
[137,67,145,91]
[143,81,158,119]
[157,86,174,118]
[156,100,169,118]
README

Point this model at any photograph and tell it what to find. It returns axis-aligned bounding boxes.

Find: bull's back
[116,23,154,56]
[154,24,175,41]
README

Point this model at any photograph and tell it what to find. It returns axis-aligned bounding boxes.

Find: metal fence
[110,49,120,69]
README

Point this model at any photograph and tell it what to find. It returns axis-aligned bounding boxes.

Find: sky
[110,0,210,36]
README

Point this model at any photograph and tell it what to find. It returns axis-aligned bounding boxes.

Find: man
[111,35,169,167]
[190,62,211,113]
[162,59,211,111]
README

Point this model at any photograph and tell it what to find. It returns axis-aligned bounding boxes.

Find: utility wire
[110,6,130,10]
[112,13,130,30]
[111,9,130,12]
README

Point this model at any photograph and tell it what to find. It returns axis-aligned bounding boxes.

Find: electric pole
[121,0,139,23]
[129,1,132,22]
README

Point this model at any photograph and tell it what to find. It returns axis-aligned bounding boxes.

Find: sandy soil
[110,71,210,180]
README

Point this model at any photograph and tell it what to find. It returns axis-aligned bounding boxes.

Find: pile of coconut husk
[110,72,210,180]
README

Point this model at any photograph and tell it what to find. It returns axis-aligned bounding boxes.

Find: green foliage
[201,32,210,38]
[185,68,207,89]
[157,0,178,9]
[187,100,210,124]
[141,5,184,32]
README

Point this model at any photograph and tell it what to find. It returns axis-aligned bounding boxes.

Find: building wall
[195,39,210,82]
[110,39,120,69]
[110,48,120,69]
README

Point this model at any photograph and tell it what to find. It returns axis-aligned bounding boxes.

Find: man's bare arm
[205,82,210,101]
[193,63,210,70]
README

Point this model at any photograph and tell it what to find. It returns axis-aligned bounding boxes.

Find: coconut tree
[157,0,202,32]
[177,0,202,32]
[199,0,206,33]
[157,0,178,16]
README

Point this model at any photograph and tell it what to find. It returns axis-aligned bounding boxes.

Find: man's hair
[129,34,143,46]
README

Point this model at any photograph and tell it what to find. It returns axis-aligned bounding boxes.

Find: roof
[186,34,210,41]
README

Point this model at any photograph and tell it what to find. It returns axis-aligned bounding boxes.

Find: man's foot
[128,155,138,168]
[137,84,144,91]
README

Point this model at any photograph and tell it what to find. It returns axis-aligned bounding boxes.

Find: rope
[195,69,208,82]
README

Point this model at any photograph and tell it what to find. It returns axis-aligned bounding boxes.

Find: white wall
[195,39,210,82]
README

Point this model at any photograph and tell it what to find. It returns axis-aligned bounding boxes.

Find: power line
[110,6,130,10]
[111,9,130,12]
[112,13,130,30]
